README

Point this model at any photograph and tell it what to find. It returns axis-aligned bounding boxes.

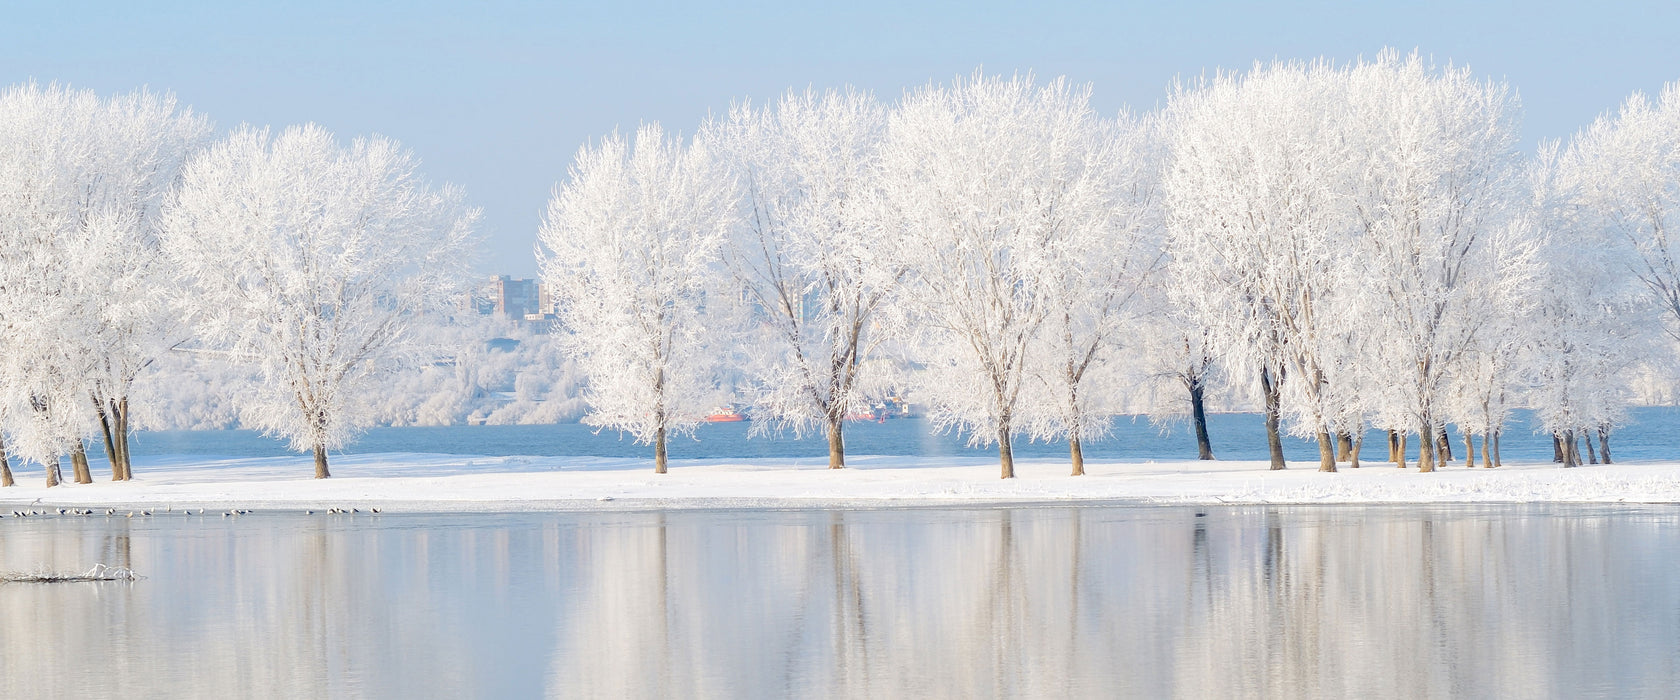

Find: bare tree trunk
[1437,428,1453,461]
[0,434,12,487]
[1585,430,1600,464]
[654,426,668,475]
[45,455,61,487]
[1396,432,1408,469]
[1493,432,1502,467]
[1189,378,1214,460]
[998,425,1015,480]
[1481,433,1492,468]
[72,443,92,484]
[314,444,331,478]
[826,415,845,469]
[1386,430,1397,462]
[1335,433,1353,463]
[96,401,121,480]
[1560,430,1578,468]
[1552,435,1564,463]
[115,397,132,480]
[1464,434,1475,468]
[1069,436,1084,477]
[1316,429,1337,472]
[1418,422,1437,473]
[1350,431,1364,469]
[1261,367,1285,470]
[1598,425,1613,464]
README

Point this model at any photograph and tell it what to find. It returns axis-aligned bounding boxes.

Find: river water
[122,406,1680,464]
[2,504,1676,698]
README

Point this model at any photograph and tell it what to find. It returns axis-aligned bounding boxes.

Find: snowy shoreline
[1,452,1678,513]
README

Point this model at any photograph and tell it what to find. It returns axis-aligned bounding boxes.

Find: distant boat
[705,407,748,423]
[875,396,915,420]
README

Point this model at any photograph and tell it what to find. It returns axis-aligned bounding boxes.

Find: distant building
[475,275,559,325]
[478,275,538,318]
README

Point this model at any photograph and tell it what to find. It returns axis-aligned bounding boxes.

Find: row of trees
[5,52,1680,482]
[0,84,477,485]
[541,52,1680,477]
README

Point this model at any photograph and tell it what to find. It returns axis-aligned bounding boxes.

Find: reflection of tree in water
[3,507,1678,696]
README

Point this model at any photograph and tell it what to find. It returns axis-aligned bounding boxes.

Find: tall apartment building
[481,275,539,318]
[476,275,560,322]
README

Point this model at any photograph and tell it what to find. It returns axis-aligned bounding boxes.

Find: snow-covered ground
[2,453,1678,512]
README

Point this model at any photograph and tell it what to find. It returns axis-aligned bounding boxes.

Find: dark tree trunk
[1397,432,1408,468]
[1260,367,1286,470]
[314,444,331,478]
[0,434,13,487]
[826,415,846,469]
[72,443,92,484]
[1493,432,1503,467]
[1336,433,1353,463]
[1387,430,1399,464]
[1350,431,1364,469]
[1438,429,1453,461]
[1188,378,1214,460]
[96,401,121,480]
[654,426,668,475]
[1598,425,1613,464]
[1418,421,1437,473]
[1552,435,1564,463]
[1069,436,1084,477]
[45,455,61,488]
[1464,434,1475,468]
[1481,433,1492,468]
[115,397,132,480]
[1560,430,1578,468]
[998,425,1015,479]
[1316,429,1337,472]
[1586,430,1600,464]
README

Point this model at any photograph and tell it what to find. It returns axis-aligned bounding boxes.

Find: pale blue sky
[5,1,1676,274]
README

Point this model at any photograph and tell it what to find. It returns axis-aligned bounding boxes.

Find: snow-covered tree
[1136,302,1223,460]
[1551,79,1680,463]
[1538,119,1670,466]
[1524,218,1644,467]
[0,83,209,485]
[370,316,587,427]
[1344,52,1528,472]
[707,87,898,469]
[882,73,1121,479]
[162,124,478,478]
[1443,210,1542,468]
[1163,60,1362,472]
[538,124,734,474]
[1019,110,1166,475]
[1563,81,1680,343]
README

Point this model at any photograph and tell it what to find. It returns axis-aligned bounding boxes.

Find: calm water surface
[123,406,1680,464]
[2,505,1677,698]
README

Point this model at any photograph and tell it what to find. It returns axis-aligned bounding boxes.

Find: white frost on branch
[161,124,478,476]
[538,124,735,473]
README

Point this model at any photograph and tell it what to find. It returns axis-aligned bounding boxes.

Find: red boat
[705,407,747,423]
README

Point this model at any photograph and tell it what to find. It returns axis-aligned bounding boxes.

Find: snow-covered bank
[2,453,1679,512]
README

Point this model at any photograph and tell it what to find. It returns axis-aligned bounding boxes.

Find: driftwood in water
[0,564,140,583]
